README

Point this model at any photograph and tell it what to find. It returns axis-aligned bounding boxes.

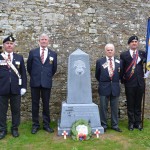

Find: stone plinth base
[58,101,104,135]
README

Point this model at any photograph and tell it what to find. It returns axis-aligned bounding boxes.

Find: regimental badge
[15,61,20,68]
[49,56,54,64]
[9,37,12,41]
[115,59,120,64]
[102,62,108,69]
[0,60,7,66]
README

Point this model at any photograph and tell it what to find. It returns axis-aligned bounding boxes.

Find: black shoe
[31,127,39,134]
[12,130,19,137]
[134,125,143,131]
[112,127,122,132]
[128,124,134,131]
[43,127,54,133]
[0,131,7,140]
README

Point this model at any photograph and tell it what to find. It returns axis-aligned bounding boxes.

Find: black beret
[128,35,138,44]
[3,34,15,44]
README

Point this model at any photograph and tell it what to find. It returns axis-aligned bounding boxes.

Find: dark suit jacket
[95,57,121,96]
[27,47,57,88]
[0,53,27,95]
[120,50,146,87]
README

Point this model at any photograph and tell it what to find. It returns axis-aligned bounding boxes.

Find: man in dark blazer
[0,34,27,140]
[27,33,57,134]
[95,43,122,132]
[120,36,146,131]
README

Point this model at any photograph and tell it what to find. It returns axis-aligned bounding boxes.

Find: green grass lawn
[0,119,150,150]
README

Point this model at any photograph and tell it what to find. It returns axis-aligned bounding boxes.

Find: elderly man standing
[27,33,57,134]
[0,34,27,139]
[95,43,122,132]
[120,36,146,131]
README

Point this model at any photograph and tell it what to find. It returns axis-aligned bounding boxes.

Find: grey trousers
[100,95,119,129]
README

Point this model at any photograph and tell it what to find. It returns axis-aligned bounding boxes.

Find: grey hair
[105,43,115,51]
[39,33,49,40]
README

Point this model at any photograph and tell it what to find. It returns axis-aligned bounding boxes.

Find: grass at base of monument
[0,119,150,150]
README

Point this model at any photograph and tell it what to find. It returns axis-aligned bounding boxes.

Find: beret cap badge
[128,35,138,44]
[3,33,15,44]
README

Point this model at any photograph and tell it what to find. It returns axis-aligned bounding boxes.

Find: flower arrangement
[71,119,92,141]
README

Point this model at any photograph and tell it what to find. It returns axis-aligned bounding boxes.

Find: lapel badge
[15,61,20,68]
[49,56,54,64]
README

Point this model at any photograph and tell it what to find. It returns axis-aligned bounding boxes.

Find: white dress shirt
[4,51,13,62]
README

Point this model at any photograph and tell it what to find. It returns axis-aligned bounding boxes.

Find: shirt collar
[4,51,13,56]
[40,47,48,51]
[129,49,137,55]
[106,56,114,61]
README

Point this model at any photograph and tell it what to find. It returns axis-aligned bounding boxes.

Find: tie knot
[132,51,136,58]
[109,58,112,61]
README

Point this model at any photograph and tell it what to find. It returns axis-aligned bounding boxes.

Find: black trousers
[31,87,51,128]
[0,94,21,132]
[125,86,144,126]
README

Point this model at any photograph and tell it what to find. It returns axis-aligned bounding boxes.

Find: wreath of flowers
[71,119,92,141]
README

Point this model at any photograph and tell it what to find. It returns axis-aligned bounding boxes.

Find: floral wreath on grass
[71,119,92,141]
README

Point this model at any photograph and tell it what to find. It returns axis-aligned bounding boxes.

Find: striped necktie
[41,49,44,64]
[109,58,114,80]
[132,51,136,58]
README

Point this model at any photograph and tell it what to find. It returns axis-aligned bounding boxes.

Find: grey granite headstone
[58,49,104,135]
[67,49,92,104]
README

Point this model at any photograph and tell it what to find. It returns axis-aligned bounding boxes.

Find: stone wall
[0,0,150,121]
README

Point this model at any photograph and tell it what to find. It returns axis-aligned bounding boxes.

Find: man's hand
[20,88,26,96]
[144,71,150,78]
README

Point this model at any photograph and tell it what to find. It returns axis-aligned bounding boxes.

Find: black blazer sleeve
[20,55,27,89]
[95,59,101,82]
[27,50,33,76]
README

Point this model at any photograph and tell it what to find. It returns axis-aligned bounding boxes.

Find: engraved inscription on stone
[73,60,86,76]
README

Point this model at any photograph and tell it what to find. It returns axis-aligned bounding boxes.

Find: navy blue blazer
[120,50,146,87]
[95,57,121,96]
[27,47,57,88]
[0,53,27,95]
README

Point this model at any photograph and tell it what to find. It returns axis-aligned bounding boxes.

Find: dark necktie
[7,53,11,68]
[132,51,136,58]
[41,49,44,64]
[8,53,11,61]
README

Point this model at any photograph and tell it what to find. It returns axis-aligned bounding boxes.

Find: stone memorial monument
[58,49,104,135]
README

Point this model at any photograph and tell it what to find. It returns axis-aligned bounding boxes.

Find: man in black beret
[127,35,138,44]
[0,34,27,140]
[3,34,16,44]
[120,35,146,131]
